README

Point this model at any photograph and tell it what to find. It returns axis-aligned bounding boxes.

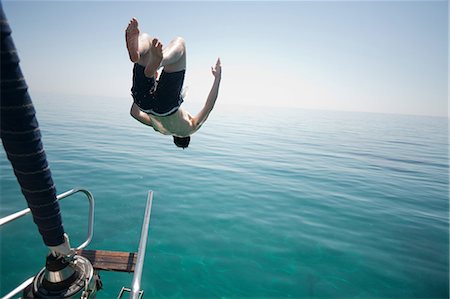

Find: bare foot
[144,38,163,78]
[125,18,140,63]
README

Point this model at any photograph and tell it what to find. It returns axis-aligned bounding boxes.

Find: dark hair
[173,136,190,149]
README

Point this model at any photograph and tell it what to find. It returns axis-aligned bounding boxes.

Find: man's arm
[130,103,153,126]
[192,58,222,130]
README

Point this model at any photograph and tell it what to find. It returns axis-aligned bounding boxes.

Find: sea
[0,94,448,298]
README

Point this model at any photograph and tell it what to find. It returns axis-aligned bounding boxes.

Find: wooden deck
[76,249,137,273]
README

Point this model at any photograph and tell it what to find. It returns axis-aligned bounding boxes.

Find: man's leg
[142,36,186,77]
[126,18,186,76]
[161,37,186,73]
[126,18,148,63]
[126,18,162,76]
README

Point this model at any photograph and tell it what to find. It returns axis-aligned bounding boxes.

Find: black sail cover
[0,2,65,246]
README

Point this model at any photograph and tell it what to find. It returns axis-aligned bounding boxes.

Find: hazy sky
[2,1,448,117]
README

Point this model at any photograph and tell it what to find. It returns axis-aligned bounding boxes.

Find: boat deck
[76,249,137,273]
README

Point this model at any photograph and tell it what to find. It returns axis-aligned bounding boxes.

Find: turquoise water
[1,94,448,298]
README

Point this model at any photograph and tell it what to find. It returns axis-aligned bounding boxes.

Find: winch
[22,254,101,299]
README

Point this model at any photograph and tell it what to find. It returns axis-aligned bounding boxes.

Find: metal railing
[0,188,95,250]
[1,277,35,299]
[130,191,153,299]
[0,188,95,299]
[117,190,154,299]
[2,189,155,299]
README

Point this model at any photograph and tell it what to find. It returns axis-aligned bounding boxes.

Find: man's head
[173,136,190,149]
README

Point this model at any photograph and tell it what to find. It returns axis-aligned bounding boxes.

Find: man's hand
[211,58,221,79]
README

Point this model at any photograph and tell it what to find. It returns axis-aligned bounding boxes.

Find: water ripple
[1,96,448,298]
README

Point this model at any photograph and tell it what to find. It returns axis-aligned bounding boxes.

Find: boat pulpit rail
[0,188,95,249]
[1,189,155,299]
[117,190,154,299]
[0,188,95,299]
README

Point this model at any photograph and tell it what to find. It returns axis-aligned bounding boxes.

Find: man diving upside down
[126,17,222,148]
